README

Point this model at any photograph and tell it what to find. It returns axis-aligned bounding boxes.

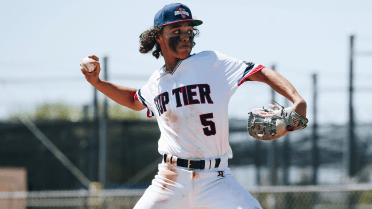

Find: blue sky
[1,0,372,125]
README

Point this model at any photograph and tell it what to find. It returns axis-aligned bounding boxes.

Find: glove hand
[247,102,308,141]
[291,100,307,118]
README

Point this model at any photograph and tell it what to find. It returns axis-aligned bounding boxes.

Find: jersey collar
[161,59,183,75]
[161,53,195,75]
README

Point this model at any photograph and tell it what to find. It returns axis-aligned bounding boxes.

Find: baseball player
[81,3,307,209]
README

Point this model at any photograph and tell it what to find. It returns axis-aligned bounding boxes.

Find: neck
[164,56,182,72]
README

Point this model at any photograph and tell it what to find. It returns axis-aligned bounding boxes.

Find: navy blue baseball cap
[154,3,203,27]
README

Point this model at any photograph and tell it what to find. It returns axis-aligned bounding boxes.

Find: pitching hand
[80,55,101,85]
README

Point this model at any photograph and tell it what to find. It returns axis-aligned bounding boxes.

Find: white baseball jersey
[136,51,264,159]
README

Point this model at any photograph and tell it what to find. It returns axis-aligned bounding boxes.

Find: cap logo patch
[174,7,189,19]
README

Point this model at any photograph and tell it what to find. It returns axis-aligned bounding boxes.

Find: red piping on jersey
[238,65,265,86]
[134,93,139,101]
[147,109,153,118]
[136,92,153,118]
[135,91,153,118]
[170,60,183,75]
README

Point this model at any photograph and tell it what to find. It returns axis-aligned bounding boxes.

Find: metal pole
[282,98,292,209]
[83,105,89,121]
[269,64,278,185]
[254,140,261,186]
[312,73,318,185]
[345,34,356,181]
[282,98,290,186]
[81,105,89,179]
[103,56,108,119]
[94,89,99,121]
[99,56,108,188]
[89,87,99,182]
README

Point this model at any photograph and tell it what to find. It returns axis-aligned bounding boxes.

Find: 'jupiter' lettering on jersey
[154,92,169,115]
[154,84,213,116]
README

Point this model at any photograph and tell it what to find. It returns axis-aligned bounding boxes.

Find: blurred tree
[34,102,75,121]
[109,103,142,120]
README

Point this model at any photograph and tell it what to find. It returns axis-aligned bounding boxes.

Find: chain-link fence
[0,189,143,209]
[1,184,372,209]
[249,184,372,209]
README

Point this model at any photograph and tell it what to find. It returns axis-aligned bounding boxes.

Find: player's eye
[174,30,180,34]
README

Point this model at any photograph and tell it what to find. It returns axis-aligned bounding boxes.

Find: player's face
[157,22,194,60]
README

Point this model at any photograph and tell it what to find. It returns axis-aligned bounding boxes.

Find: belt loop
[204,160,211,170]
[210,159,215,169]
[215,158,221,168]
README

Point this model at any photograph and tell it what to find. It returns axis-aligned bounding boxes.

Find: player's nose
[180,33,190,42]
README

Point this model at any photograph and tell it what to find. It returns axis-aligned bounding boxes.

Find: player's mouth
[179,43,191,50]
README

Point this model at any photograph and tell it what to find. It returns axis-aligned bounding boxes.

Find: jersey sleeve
[136,89,155,118]
[214,51,265,96]
[136,70,160,118]
[237,62,265,86]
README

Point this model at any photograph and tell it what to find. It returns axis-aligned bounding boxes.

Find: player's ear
[156,33,163,44]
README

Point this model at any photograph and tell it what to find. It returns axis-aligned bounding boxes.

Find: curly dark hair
[139,26,199,59]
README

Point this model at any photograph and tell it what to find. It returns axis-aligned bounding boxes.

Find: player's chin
[177,48,192,59]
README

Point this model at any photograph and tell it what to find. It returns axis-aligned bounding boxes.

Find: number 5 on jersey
[199,113,216,136]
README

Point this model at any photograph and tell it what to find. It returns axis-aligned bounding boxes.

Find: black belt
[163,154,221,170]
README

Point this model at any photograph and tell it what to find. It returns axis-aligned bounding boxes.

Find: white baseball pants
[134,156,262,209]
